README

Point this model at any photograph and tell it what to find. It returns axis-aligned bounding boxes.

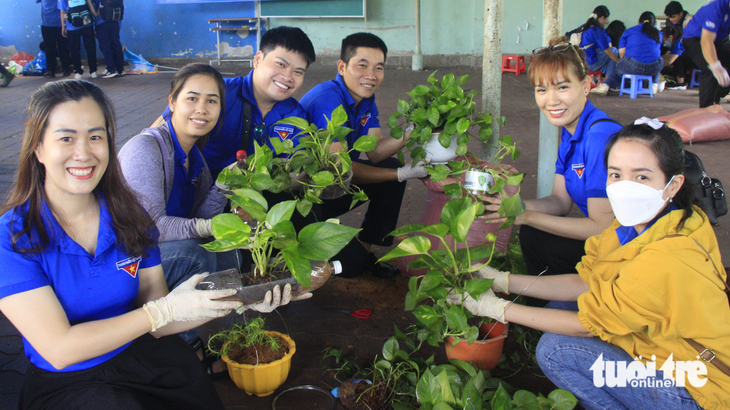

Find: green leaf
[387,114,399,129]
[547,389,578,410]
[271,220,297,249]
[413,305,440,326]
[353,134,378,152]
[455,74,470,86]
[419,270,445,292]
[443,120,457,137]
[491,384,514,410]
[443,183,464,198]
[231,188,268,210]
[274,116,310,130]
[210,213,252,242]
[281,246,312,287]
[397,98,411,113]
[311,170,335,187]
[427,107,440,127]
[200,238,249,252]
[438,132,453,149]
[455,142,468,157]
[297,222,360,260]
[382,337,399,361]
[411,107,428,123]
[389,223,450,238]
[442,73,455,90]
[506,173,525,186]
[396,150,405,164]
[478,126,493,140]
[456,117,470,135]
[512,391,539,410]
[465,278,494,301]
[433,403,453,410]
[329,105,349,127]
[436,369,456,405]
[499,191,525,218]
[265,200,296,227]
[296,198,313,217]
[444,304,468,334]
[351,190,368,210]
[452,202,480,243]
[379,236,432,262]
[412,84,431,96]
[416,370,435,404]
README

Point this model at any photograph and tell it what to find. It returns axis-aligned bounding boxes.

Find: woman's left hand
[447,289,510,323]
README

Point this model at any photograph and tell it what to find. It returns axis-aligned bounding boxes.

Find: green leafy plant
[387,72,498,165]
[274,105,378,216]
[207,317,281,358]
[215,142,291,194]
[201,195,359,287]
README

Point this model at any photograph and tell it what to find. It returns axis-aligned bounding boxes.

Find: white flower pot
[422,132,458,164]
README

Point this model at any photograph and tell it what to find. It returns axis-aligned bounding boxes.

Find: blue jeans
[604,56,665,89]
[159,238,240,343]
[95,21,124,74]
[588,47,618,78]
[536,303,701,410]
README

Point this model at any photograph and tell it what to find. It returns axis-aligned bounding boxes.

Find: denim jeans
[536,303,701,410]
[604,56,665,89]
[95,21,124,74]
[588,47,618,78]
[159,238,240,343]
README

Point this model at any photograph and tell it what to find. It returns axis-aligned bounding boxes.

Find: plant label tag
[464,170,494,192]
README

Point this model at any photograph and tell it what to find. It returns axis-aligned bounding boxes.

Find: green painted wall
[272,0,706,59]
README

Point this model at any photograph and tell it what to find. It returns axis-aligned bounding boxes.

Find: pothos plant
[273,105,378,216]
[387,71,498,165]
[215,141,291,195]
[207,317,282,359]
[201,194,359,287]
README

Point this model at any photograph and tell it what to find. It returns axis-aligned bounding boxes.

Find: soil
[226,333,289,365]
[340,380,397,410]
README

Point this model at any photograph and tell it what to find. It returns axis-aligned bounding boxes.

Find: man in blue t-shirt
[38,0,71,77]
[682,0,730,107]
[300,33,428,279]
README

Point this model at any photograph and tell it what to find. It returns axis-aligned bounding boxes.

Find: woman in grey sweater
[119,64,240,320]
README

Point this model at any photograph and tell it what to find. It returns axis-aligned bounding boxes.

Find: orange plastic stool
[502,55,526,76]
[587,70,603,89]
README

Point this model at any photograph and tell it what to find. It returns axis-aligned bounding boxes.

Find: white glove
[447,289,510,323]
[709,61,730,87]
[240,284,296,314]
[397,160,429,182]
[470,263,510,294]
[195,218,213,238]
[143,274,243,331]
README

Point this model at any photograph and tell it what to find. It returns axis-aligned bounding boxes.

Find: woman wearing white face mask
[449,119,730,410]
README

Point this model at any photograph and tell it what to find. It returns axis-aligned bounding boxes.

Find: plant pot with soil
[444,320,508,370]
[208,317,296,396]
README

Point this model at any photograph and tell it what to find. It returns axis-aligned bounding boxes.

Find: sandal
[190,337,229,381]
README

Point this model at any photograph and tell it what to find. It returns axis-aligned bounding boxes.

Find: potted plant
[274,105,378,216]
[207,317,296,397]
[387,72,497,164]
[201,194,359,300]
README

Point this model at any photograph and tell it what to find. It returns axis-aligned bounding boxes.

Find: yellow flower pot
[221,331,296,397]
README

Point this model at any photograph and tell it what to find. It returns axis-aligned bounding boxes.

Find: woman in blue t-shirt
[603,12,664,93]
[0,80,286,409]
[484,38,620,288]
[580,6,620,82]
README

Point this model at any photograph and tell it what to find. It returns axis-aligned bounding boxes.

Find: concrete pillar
[412,0,424,71]
[480,0,504,161]
[536,0,563,198]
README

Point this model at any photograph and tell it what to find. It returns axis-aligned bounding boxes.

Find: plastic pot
[320,169,354,200]
[444,322,508,370]
[222,331,296,397]
[422,132,458,163]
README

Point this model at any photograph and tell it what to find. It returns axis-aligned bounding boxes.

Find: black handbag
[684,150,727,225]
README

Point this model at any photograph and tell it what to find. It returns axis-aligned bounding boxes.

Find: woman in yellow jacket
[449,119,730,410]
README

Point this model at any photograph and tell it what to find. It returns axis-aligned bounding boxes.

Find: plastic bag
[6,61,21,75]
[23,50,47,76]
[12,51,34,67]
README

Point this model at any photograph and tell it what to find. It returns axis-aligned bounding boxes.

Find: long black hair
[639,11,661,43]
[582,5,610,31]
[606,20,626,48]
[604,123,701,229]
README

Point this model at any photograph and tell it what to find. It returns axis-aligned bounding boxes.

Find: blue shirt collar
[165,117,203,178]
[615,203,678,246]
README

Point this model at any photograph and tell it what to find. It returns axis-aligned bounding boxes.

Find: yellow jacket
[577,206,730,410]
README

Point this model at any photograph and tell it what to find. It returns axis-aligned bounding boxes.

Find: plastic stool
[502,55,526,76]
[587,70,603,89]
[689,69,701,89]
[619,74,654,98]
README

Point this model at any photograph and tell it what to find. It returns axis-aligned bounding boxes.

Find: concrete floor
[1,61,729,409]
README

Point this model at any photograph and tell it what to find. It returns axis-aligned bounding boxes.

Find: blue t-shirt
[684,0,730,41]
[193,72,306,178]
[581,26,611,65]
[58,0,92,30]
[165,118,204,218]
[39,0,62,27]
[555,100,623,217]
[300,73,381,162]
[620,25,662,64]
[0,194,161,372]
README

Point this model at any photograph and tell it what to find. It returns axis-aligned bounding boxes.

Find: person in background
[605,20,626,49]
[682,0,730,108]
[94,0,125,78]
[449,120,729,410]
[665,1,693,30]
[581,5,620,95]
[600,12,665,95]
[0,64,13,87]
[58,0,98,79]
[661,24,688,89]
[300,32,428,279]
[663,1,695,89]
[38,0,71,78]
[483,37,619,288]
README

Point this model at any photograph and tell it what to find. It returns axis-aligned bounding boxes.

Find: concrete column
[536,0,563,198]
[480,0,504,161]
[412,0,423,70]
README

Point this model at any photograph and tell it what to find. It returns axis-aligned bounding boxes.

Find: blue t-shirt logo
[273,125,295,140]
[572,163,585,179]
[116,256,142,278]
[359,112,372,126]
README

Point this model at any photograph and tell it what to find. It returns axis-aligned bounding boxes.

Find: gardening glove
[143,274,243,331]
[195,218,213,238]
[470,263,510,294]
[397,160,429,182]
[447,289,510,324]
[709,61,730,87]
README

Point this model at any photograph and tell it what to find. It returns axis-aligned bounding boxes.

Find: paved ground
[1,61,730,409]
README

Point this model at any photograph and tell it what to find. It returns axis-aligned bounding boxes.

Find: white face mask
[606,176,675,227]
